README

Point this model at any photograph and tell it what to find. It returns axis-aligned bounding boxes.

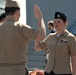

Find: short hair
[0,13,6,21]
[5,7,20,16]
[47,21,54,27]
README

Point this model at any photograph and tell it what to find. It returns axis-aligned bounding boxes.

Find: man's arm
[34,40,42,51]
[34,5,46,40]
[71,55,76,75]
[34,5,46,51]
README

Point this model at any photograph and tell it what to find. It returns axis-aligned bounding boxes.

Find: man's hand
[34,5,43,20]
[29,69,44,75]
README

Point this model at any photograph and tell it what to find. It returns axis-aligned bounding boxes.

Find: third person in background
[45,20,56,63]
[47,20,56,33]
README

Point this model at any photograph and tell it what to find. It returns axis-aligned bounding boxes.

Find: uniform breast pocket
[59,39,68,48]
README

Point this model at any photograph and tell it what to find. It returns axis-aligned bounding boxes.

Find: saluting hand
[34,5,43,20]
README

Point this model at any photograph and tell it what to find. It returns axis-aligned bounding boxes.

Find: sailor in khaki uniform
[0,0,46,75]
[34,12,76,75]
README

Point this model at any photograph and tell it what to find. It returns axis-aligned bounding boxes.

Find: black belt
[45,71,72,75]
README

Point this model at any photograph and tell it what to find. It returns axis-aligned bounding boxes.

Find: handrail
[68,21,76,35]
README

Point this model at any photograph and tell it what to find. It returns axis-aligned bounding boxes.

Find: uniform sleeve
[21,24,39,40]
[39,41,47,50]
[39,35,50,50]
[69,36,76,55]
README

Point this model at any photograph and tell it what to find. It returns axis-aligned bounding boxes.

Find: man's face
[15,10,20,22]
[48,25,52,30]
[54,19,66,31]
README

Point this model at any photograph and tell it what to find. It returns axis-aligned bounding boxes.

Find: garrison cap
[47,20,54,25]
[5,0,20,8]
[47,20,54,27]
[54,12,67,22]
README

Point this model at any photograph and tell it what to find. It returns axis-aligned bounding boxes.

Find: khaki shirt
[40,29,76,74]
[0,17,38,64]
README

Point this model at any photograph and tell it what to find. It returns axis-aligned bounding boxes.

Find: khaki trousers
[0,64,26,75]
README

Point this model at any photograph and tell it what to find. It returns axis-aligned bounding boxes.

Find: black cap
[0,13,6,21]
[54,12,67,22]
